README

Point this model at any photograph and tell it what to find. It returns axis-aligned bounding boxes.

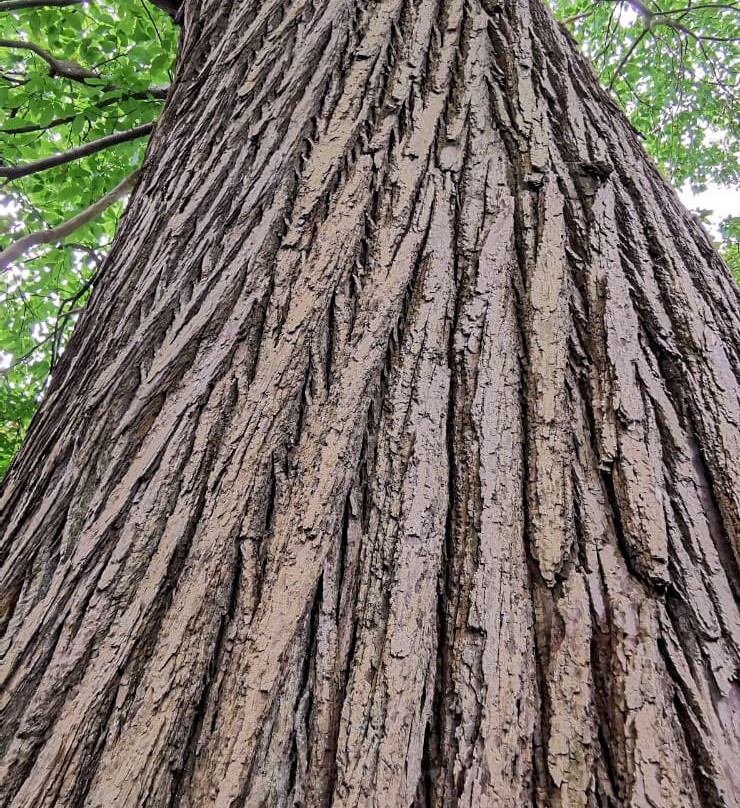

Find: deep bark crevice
[1,0,738,804]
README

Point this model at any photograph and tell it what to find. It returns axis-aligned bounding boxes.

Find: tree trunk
[1,0,738,805]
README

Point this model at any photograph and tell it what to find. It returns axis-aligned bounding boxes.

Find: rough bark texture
[1,0,739,805]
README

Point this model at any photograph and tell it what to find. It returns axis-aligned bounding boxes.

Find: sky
[679,184,739,239]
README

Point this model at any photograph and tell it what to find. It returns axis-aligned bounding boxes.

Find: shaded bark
[0,0,738,805]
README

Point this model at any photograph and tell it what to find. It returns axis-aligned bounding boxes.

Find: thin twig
[0,122,154,180]
[1,87,168,134]
[608,27,649,88]
[560,9,596,25]
[139,0,164,45]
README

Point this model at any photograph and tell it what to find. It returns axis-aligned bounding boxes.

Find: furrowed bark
[0,0,738,805]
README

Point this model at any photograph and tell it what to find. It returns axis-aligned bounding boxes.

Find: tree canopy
[0,0,737,474]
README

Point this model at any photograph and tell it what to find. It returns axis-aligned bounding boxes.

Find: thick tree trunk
[1,0,738,804]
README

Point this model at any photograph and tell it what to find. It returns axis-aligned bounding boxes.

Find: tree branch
[560,9,596,25]
[622,0,738,41]
[0,121,154,179]
[0,0,82,9]
[608,27,649,88]
[0,37,101,81]
[0,170,139,269]
[661,3,740,13]
[1,86,169,134]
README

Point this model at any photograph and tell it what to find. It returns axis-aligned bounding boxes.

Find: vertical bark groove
[1,0,738,804]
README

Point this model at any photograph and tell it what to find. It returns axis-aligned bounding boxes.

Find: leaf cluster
[552,0,739,189]
[0,0,175,472]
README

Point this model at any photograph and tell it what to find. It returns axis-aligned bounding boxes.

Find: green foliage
[550,0,739,191]
[719,215,740,280]
[0,0,737,476]
[0,1,176,473]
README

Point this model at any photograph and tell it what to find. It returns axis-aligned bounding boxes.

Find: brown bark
[0,0,738,805]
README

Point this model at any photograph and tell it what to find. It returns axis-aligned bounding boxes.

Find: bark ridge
[1,0,739,805]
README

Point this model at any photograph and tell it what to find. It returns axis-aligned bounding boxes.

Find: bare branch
[0,122,154,179]
[661,2,740,12]
[0,38,102,82]
[0,170,139,269]
[622,0,738,40]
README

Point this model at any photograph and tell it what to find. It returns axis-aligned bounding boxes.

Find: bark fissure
[1,0,738,804]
